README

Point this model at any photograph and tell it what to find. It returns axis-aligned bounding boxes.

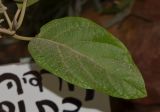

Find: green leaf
[27,0,38,7]
[15,0,39,8]
[28,17,147,99]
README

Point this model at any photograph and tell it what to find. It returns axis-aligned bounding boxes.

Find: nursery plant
[0,0,147,99]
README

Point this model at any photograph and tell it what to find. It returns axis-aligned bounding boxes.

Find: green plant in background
[15,0,135,31]
[0,0,147,99]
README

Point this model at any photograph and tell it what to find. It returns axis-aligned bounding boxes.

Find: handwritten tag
[0,63,111,112]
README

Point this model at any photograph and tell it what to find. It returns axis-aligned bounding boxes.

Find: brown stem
[13,34,33,41]
[0,2,12,29]
[17,0,28,29]
[0,28,33,41]
[0,28,15,35]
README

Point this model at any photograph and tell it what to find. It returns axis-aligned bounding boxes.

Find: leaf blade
[29,17,147,99]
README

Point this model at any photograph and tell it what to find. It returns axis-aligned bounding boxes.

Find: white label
[0,63,111,112]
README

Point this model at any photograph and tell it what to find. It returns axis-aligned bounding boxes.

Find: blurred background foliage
[1,0,134,36]
[1,0,134,64]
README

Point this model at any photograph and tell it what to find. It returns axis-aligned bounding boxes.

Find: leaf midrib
[36,37,107,72]
[35,38,145,96]
[36,37,135,75]
[36,38,122,95]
